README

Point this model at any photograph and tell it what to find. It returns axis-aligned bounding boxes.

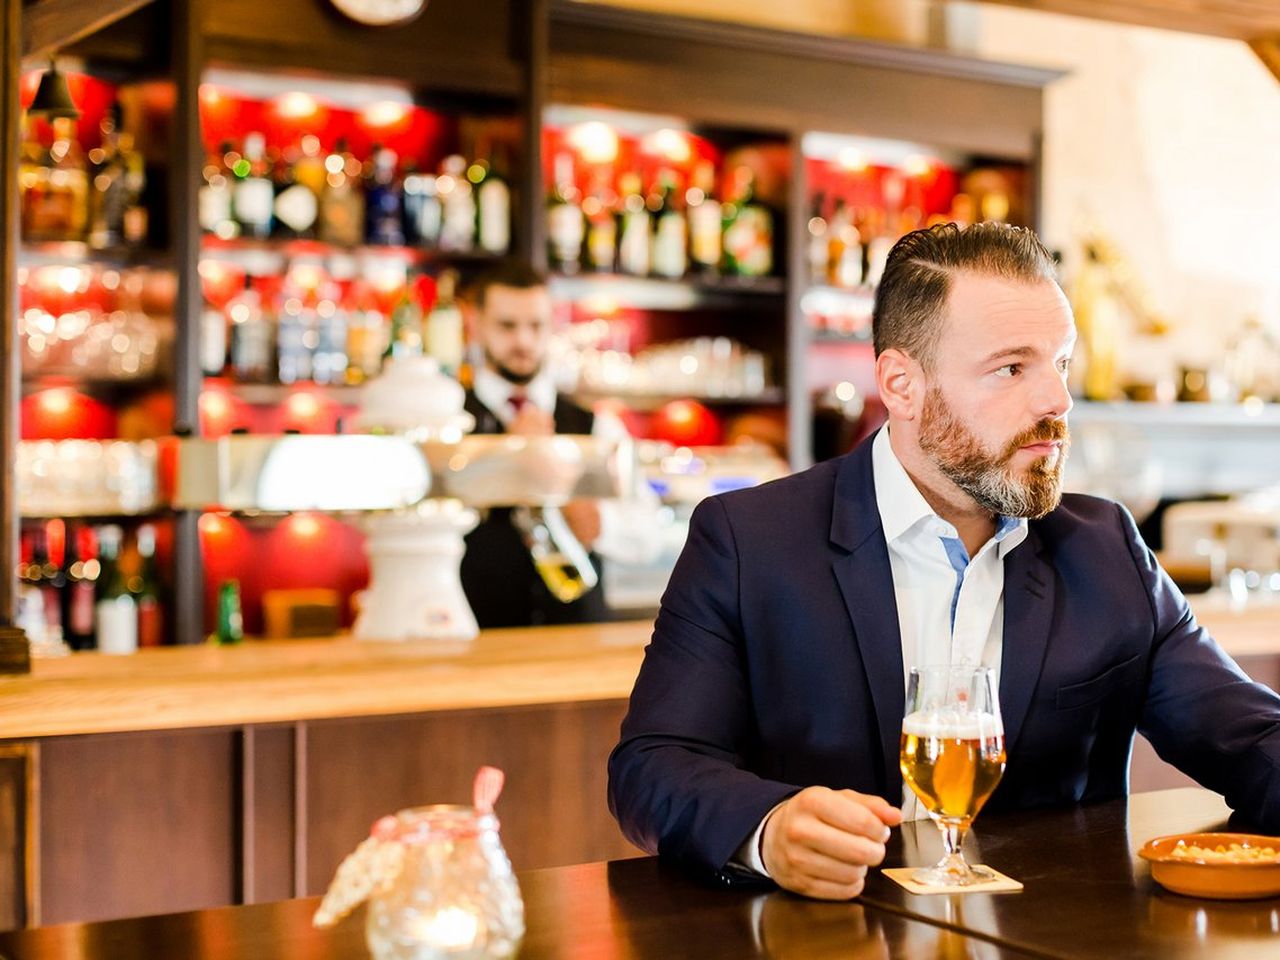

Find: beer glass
[900,665,1006,886]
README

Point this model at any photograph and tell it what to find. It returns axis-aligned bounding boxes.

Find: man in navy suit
[608,222,1280,899]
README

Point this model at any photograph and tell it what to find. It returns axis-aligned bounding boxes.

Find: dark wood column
[170,0,205,644]
[515,0,548,270]
[1,0,19,631]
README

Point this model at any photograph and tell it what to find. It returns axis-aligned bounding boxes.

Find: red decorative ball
[650,399,722,447]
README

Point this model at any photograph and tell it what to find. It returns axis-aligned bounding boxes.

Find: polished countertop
[0,594,1276,741]
[0,789,1273,958]
[0,620,652,739]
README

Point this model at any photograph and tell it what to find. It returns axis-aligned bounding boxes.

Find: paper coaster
[882,866,1024,895]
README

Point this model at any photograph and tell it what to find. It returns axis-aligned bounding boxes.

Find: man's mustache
[1002,418,1069,460]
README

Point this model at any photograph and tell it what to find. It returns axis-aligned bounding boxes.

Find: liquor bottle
[721,166,773,277]
[438,154,476,252]
[649,168,688,280]
[686,160,722,277]
[134,524,163,648]
[276,293,315,384]
[88,104,147,249]
[293,134,328,206]
[546,152,584,274]
[313,282,350,386]
[403,162,442,249]
[199,140,238,239]
[60,523,98,651]
[474,152,511,255]
[425,270,464,378]
[582,168,617,273]
[273,142,320,241]
[828,199,863,288]
[95,525,138,655]
[616,172,650,277]
[200,297,229,376]
[32,524,63,638]
[511,506,599,603]
[383,286,424,361]
[214,579,244,645]
[23,117,90,242]
[228,276,274,382]
[319,138,365,248]
[807,192,829,285]
[344,284,387,385]
[233,132,274,240]
[365,145,406,247]
[863,209,893,288]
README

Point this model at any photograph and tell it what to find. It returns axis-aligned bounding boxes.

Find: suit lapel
[830,437,905,800]
[999,524,1056,758]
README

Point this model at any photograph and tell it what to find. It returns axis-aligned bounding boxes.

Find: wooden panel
[1251,36,1280,83]
[979,0,1280,41]
[304,701,639,893]
[0,745,33,931]
[38,731,238,924]
[549,14,1050,159]
[21,0,154,59]
[1,0,18,629]
[243,726,296,904]
[201,0,520,97]
[0,621,651,738]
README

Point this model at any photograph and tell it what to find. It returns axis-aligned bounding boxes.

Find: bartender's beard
[918,386,1070,519]
[486,350,542,387]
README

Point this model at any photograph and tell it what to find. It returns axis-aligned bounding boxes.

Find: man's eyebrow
[980,345,1037,365]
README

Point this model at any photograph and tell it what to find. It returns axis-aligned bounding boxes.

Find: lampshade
[27,60,80,120]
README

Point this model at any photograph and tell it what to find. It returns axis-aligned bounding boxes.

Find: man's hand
[560,498,601,548]
[508,406,554,436]
[761,787,903,900]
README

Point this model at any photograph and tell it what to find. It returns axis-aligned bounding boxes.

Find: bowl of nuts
[1139,833,1280,900]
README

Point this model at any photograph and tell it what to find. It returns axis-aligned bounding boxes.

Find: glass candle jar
[365,805,524,960]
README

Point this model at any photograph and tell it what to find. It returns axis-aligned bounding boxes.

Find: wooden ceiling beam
[22,0,155,60]
[976,1,1280,41]
[1249,36,1280,82]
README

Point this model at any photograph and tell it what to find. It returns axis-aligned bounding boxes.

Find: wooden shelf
[550,272,785,310]
[22,374,171,399]
[18,242,173,270]
[206,381,365,406]
[200,236,508,272]
[573,387,785,411]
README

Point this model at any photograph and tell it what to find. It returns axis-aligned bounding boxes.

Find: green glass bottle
[215,579,244,645]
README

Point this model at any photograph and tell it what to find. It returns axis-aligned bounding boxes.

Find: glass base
[911,860,997,888]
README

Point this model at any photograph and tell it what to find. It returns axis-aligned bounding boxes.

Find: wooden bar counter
[0,600,1276,932]
[0,622,653,931]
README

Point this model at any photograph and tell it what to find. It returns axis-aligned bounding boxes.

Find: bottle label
[689,201,722,267]
[440,190,477,252]
[724,206,773,276]
[651,212,688,279]
[547,203,585,265]
[234,178,274,228]
[275,184,319,233]
[97,595,138,655]
[587,216,617,271]
[618,211,650,276]
[201,306,228,375]
[478,180,510,255]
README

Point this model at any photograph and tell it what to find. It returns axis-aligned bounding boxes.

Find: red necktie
[508,391,528,415]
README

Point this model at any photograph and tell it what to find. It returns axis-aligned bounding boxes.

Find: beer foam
[902,711,1004,739]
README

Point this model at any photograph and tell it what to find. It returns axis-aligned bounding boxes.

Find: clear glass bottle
[364,805,524,960]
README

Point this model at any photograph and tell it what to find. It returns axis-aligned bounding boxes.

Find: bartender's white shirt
[471,366,660,564]
[736,427,1027,874]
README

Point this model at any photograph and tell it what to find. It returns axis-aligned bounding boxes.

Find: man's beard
[487,350,541,386]
[918,386,1070,519]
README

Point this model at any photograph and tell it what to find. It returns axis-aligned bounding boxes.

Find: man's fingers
[788,873,867,901]
[806,790,897,840]
[846,790,905,826]
[786,819,887,867]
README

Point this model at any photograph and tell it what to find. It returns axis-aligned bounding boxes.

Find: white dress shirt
[471,365,662,565]
[736,427,1028,874]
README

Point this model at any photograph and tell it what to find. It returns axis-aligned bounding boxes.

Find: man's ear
[875,348,921,421]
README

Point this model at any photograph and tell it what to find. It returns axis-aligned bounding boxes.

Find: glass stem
[937,820,968,873]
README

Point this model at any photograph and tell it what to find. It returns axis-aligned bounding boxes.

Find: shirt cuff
[730,801,787,878]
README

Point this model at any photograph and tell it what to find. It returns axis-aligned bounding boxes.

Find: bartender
[460,260,634,628]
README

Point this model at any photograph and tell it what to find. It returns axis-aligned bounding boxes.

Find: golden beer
[900,714,1006,827]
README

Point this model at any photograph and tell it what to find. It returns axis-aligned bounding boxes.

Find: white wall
[968,5,1280,362]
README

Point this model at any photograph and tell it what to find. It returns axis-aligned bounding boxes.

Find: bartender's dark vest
[459,389,610,628]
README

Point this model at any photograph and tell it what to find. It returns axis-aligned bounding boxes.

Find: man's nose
[1036,365,1073,420]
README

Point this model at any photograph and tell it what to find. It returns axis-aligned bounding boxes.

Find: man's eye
[995,364,1021,377]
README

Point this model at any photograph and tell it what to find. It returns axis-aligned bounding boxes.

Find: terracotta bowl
[1139,832,1280,900]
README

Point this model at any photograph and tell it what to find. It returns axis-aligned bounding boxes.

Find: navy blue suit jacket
[608,434,1280,883]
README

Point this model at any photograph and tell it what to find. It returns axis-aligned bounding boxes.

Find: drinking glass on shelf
[900,665,1006,886]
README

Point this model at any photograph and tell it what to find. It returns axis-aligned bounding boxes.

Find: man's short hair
[872,222,1058,369]
[466,260,548,310]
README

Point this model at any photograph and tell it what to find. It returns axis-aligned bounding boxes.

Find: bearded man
[608,222,1280,899]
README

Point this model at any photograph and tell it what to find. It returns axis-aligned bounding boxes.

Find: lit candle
[410,905,482,954]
